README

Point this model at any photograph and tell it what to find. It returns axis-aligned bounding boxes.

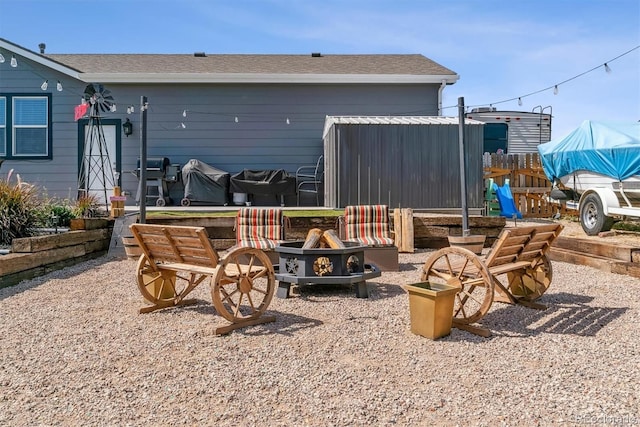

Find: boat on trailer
[538,120,640,235]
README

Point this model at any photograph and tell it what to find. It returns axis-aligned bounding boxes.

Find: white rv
[466,107,552,154]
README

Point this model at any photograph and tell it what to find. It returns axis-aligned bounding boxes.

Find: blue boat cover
[537,120,640,182]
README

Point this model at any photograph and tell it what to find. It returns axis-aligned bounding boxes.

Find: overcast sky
[1,0,638,138]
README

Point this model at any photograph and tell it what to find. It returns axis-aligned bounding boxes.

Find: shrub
[33,198,77,228]
[73,193,101,218]
[0,170,42,245]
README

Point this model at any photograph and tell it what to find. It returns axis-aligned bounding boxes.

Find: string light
[182,109,187,117]
[286,118,290,124]
[110,104,117,112]
[56,81,63,91]
[446,45,639,111]
[180,122,186,128]
[0,53,5,63]
[234,116,239,123]
[41,80,48,91]
[517,97,522,106]
[10,55,17,67]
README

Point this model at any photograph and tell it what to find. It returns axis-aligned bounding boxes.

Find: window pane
[0,97,6,126]
[14,128,47,155]
[14,98,47,126]
[0,97,5,155]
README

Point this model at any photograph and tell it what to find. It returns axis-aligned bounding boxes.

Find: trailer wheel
[580,193,615,235]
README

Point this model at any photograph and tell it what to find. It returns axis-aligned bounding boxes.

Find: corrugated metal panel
[323,115,484,137]
[323,117,485,209]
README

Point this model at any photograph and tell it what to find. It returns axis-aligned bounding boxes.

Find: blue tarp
[537,120,640,182]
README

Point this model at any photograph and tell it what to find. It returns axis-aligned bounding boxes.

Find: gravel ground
[1,247,639,427]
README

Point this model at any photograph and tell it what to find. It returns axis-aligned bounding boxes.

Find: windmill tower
[78,83,117,212]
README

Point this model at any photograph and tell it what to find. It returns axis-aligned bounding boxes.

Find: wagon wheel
[507,254,553,301]
[212,247,275,322]
[421,246,494,325]
[136,254,188,304]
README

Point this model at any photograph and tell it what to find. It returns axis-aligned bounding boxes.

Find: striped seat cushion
[344,205,394,247]
[236,208,284,250]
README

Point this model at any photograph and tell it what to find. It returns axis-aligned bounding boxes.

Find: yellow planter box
[404,282,459,340]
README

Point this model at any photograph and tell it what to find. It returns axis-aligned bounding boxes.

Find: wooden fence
[483,152,577,218]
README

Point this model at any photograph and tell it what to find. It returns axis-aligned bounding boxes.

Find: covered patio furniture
[180,159,230,206]
[230,169,296,206]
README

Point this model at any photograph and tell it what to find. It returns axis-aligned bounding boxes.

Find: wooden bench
[420,223,564,336]
[339,204,399,271]
[130,223,276,335]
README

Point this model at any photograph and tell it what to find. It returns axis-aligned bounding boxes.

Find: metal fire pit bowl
[274,241,381,299]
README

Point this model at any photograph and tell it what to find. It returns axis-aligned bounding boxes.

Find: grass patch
[147,209,344,219]
[612,220,640,232]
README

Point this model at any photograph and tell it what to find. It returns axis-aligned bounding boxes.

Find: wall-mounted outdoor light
[123,118,133,137]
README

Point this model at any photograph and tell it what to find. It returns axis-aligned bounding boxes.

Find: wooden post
[393,209,403,251]
[401,208,414,253]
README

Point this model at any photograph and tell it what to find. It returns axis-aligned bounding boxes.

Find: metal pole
[139,96,148,224]
[458,97,470,237]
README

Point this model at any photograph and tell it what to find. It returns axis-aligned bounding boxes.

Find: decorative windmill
[77,83,116,212]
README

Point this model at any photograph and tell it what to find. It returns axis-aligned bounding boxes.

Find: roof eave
[78,72,460,84]
[0,39,82,79]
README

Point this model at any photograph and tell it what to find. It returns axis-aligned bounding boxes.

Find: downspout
[437,79,447,116]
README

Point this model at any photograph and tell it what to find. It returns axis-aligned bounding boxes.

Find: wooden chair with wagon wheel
[130,223,276,335]
[420,223,564,337]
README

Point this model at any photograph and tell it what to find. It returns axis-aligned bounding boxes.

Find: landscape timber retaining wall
[146,213,507,250]
[0,219,113,289]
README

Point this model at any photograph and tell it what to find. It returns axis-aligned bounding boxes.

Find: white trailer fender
[578,187,620,215]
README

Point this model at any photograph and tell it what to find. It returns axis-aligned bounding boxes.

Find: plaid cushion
[236,208,284,249]
[344,205,394,247]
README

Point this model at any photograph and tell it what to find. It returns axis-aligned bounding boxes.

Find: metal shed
[322,116,485,210]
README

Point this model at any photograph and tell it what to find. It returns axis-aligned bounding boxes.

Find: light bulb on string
[10,55,17,67]
[56,81,63,91]
[0,53,5,63]
[234,116,239,123]
[41,80,49,91]
[604,63,612,73]
[286,118,290,125]
[553,85,558,95]
[182,110,187,117]
[518,97,522,106]
[180,123,186,129]
[110,104,117,113]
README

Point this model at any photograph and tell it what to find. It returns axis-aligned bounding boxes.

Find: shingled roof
[45,53,456,76]
[0,38,458,84]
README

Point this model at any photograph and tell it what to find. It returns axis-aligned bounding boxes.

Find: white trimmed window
[0,94,52,159]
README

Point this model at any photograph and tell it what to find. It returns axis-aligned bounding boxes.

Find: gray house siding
[2,60,441,205]
[1,44,455,207]
[0,58,97,201]
[323,119,485,209]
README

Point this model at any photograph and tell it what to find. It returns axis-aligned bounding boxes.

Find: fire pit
[274,240,381,298]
